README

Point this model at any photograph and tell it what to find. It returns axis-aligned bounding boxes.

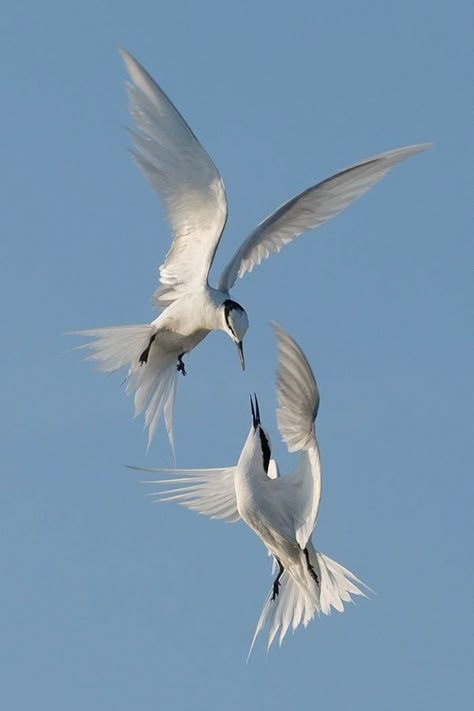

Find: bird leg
[176,353,187,376]
[304,548,319,587]
[139,333,156,365]
[271,559,284,601]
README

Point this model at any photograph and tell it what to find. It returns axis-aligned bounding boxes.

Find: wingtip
[119,47,146,85]
[270,321,299,355]
[381,141,434,164]
[401,141,433,151]
[269,321,289,347]
[118,46,134,70]
[125,464,161,473]
[402,141,434,156]
[417,141,434,151]
[350,141,433,173]
[118,46,133,63]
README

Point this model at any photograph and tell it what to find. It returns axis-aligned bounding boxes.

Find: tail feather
[317,552,369,614]
[73,325,153,372]
[129,350,177,453]
[248,569,314,660]
[248,547,369,658]
[73,325,178,451]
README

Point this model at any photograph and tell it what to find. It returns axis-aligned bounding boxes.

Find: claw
[271,559,284,601]
[304,548,319,587]
[139,348,150,365]
[139,334,156,366]
[177,354,187,376]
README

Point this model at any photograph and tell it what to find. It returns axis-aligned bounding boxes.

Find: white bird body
[149,287,224,353]
[75,47,430,450]
[235,439,321,561]
[136,324,369,654]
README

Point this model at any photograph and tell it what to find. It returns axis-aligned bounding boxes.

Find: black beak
[236,341,245,371]
[250,393,261,429]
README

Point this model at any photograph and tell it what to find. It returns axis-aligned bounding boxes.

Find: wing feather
[130,465,239,523]
[218,143,431,291]
[272,323,319,452]
[271,323,321,548]
[120,49,228,307]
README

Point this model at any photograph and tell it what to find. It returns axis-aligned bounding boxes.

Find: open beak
[250,393,261,429]
[236,341,245,371]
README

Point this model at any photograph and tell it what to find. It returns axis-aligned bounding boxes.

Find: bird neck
[237,429,269,485]
[202,288,230,331]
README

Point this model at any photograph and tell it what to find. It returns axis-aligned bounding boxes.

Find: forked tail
[248,545,369,659]
[72,325,178,452]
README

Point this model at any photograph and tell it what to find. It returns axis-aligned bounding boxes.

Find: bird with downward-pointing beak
[134,324,370,655]
[74,48,430,452]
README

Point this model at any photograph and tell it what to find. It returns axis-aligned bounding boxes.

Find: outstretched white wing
[131,465,240,523]
[218,143,431,292]
[271,323,321,549]
[121,49,228,308]
[272,322,319,453]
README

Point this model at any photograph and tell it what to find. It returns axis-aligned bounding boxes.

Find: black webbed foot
[304,547,320,587]
[271,559,284,601]
[177,353,187,376]
[139,346,150,365]
[309,567,319,587]
[139,334,156,366]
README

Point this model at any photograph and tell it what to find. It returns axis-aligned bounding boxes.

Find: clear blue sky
[2,1,472,709]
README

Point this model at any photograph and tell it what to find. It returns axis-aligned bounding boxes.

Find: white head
[222,299,249,370]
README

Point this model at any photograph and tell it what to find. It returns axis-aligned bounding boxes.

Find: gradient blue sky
[2,1,472,709]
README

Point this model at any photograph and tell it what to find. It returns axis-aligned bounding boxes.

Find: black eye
[259,428,271,474]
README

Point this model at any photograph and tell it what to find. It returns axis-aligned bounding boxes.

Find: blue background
[2,1,472,709]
